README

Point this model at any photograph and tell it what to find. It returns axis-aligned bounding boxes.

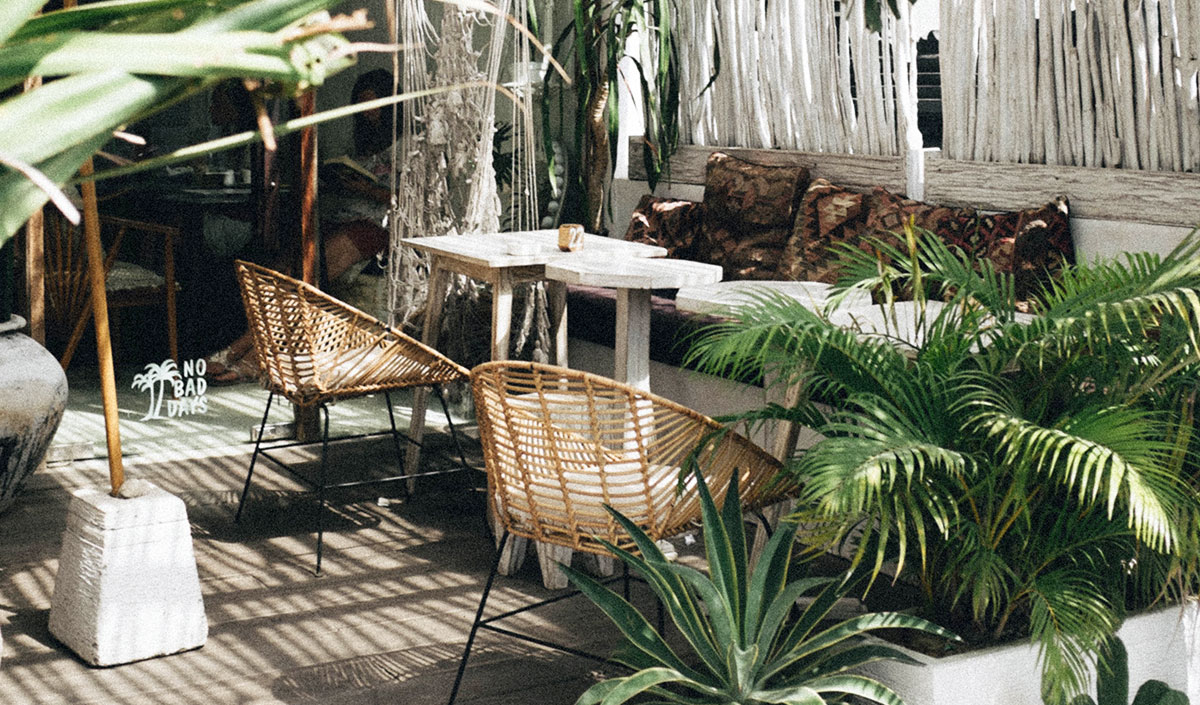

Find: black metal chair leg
[448,531,510,705]
[755,510,774,539]
[236,392,275,522]
[622,561,631,602]
[434,385,471,471]
[314,406,331,576]
[383,391,407,471]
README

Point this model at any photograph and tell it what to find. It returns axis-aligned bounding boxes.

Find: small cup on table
[557,223,584,252]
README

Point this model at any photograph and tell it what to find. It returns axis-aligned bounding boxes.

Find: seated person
[207,69,399,384]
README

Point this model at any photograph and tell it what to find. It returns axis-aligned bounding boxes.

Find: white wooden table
[401,230,666,466]
[545,257,723,391]
[400,230,666,589]
[402,230,666,365]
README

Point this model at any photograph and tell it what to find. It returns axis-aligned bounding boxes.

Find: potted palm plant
[686,226,1200,704]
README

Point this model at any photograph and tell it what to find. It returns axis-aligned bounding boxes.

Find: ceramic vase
[0,315,68,514]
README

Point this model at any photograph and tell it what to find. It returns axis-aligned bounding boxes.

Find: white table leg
[405,262,451,482]
[615,287,652,391]
[492,270,513,362]
[536,543,574,590]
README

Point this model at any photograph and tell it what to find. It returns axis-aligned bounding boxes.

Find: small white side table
[546,257,723,391]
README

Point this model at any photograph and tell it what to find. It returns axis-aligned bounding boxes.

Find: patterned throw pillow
[786,178,870,284]
[863,188,1073,301]
[623,194,704,260]
[975,196,1073,300]
[699,152,811,280]
[864,187,977,252]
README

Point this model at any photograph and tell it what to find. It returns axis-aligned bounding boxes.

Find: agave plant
[1068,636,1189,705]
[686,228,1200,703]
[562,469,954,705]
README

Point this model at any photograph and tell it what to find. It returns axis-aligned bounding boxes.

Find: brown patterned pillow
[865,189,1073,301]
[864,187,977,252]
[699,152,811,280]
[786,178,870,284]
[976,196,1073,300]
[623,194,704,260]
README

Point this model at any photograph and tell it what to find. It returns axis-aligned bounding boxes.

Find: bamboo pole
[78,159,124,496]
[296,90,320,443]
[23,74,45,345]
[56,0,123,495]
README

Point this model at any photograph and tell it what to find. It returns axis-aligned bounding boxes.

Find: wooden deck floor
[0,435,642,705]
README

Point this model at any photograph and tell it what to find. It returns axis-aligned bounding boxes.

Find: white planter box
[862,602,1200,705]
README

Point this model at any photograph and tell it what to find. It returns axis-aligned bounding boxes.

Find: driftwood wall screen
[675,0,921,159]
[941,0,1200,172]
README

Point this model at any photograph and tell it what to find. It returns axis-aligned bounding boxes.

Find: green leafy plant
[1066,636,1188,705]
[539,0,916,234]
[686,227,1200,702]
[0,0,359,242]
[541,0,678,234]
[562,469,955,705]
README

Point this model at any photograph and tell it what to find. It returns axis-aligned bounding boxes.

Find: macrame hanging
[940,0,1200,171]
[676,0,918,158]
[384,0,543,365]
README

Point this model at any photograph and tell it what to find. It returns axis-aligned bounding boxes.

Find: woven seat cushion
[502,461,685,528]
[698,152,810,280]
[106,260,166,292]
[288,344,427,394]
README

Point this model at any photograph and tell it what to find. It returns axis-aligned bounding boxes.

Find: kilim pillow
[698,152,811,280]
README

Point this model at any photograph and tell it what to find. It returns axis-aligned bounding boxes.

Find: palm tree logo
[131,359,183,420]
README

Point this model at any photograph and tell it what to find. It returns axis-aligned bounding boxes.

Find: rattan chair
[448,360,795,704]
[233,260,472,573]
[45,214,179,369]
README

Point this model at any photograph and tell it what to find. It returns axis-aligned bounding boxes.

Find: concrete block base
[48,481,207,666]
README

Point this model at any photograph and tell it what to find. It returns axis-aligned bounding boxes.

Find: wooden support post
[24,209,45,344]
[295,91,321,443]
[78,159,124,495]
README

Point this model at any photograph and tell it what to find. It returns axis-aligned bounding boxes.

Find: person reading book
[207,69,400,384]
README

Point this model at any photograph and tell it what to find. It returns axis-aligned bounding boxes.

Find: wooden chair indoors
[44,213,180,369]
[448,360,796,705]
[232,260,474,574]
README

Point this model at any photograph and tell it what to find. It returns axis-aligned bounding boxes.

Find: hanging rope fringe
[941,0,1200,171]
[385,0,545,365]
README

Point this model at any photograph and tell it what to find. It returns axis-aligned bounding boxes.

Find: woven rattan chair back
[471,361,792,557]
[235,260,468,406]
[44,213,180,368]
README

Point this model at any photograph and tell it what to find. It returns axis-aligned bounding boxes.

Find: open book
[321,155,381,185]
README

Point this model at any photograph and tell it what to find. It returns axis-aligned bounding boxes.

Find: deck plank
[0,439,644,705]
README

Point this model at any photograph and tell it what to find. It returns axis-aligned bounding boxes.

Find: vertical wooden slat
[22,78,45,343]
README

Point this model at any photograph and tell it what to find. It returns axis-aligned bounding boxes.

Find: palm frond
[1027,568,1122,705]
[964,397,1188,552]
